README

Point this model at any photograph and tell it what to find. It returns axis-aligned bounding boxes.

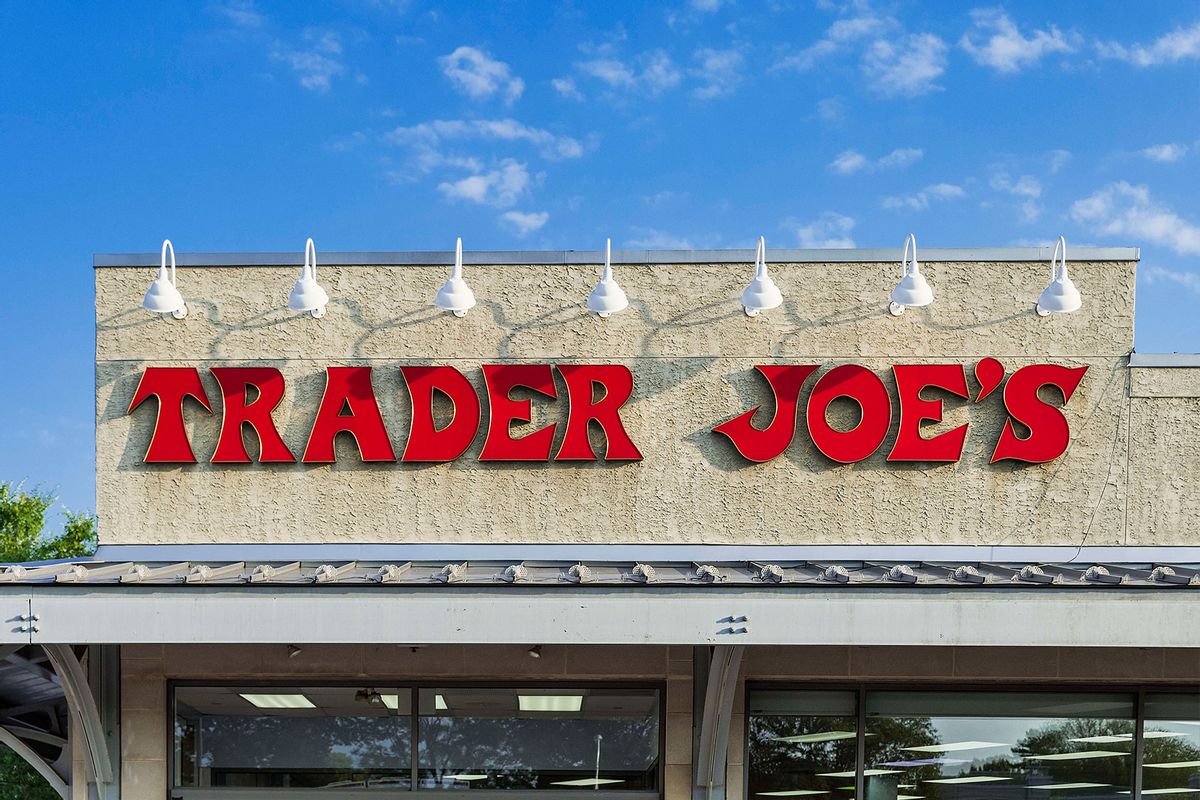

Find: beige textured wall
[121,644,691,800]
[95,257,1189,546]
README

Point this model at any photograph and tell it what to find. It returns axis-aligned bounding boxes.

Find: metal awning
[3,557,1200,647]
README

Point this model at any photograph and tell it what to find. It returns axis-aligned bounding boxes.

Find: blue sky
[1,0,1199,520]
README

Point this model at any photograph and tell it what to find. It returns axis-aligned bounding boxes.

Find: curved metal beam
[0,725,67,799]
[693,645,745,800]
[40,645,113,786]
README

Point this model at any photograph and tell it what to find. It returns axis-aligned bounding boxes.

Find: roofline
[93,246,1142,268]
[1129,352,1200,368]
[92,542,1200,565]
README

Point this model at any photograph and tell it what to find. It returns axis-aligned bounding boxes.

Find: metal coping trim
[94,246,1142,268]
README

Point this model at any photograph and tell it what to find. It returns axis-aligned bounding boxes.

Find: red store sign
[128,359,1085,466]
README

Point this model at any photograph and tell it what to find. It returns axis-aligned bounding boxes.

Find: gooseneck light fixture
[143,239,188,319]
[287,238,329,318]
[586,239,629,317]
[888,233,933,316]
[434,237,477,317]
[1036,236,1082,316]
[740,236,783,317]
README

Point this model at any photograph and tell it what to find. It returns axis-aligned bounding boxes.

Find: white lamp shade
[1038,237,1081,315]
[740,274,783,313]
[434,276,477,314]
[435,237,476,315]
[587,276,628,316]
[1037,269,1082,314]
[741,236,783,314]
[889,265,934,308]
[288,270,330,313]
[587,239,628,316]
[143,267,186,314]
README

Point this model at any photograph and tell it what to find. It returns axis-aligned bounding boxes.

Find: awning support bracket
[693,644,745,800]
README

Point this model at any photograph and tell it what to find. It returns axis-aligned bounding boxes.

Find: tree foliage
[0,482,97,798]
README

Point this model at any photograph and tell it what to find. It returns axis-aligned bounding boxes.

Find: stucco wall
[93,255,1200,546]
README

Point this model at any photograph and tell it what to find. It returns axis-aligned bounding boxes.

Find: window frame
[167,679,666,800]
[744,681,1200,800]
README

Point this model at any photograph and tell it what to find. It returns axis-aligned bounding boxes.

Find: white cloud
[774,13,894,71]
[828,147,922,174]
[385,118,583,161]
[882,183,965,211]
[1049,149,1072,173]
[499,210,550,236]
[862,33,948,96]
[1099,21,1200,66]
[627,228,694,249]
[551,77,584,100]
[577,50,682,96]
[439,46,524,104]
[816,97,846,122]
[271,30,346,92]
[213,0,266,29]
[437,159,530,207]
[991,172,1042,198]
[1142,266,1200,294]
[690,48,744,99]
[960,8,1074,73]
[784,212,857,248]
[690,0,726,11]
[1071,181,1200,255]
[1142,143,1189,163]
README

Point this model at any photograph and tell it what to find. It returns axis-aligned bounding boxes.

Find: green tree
[0,482,97,800]
[0,482,96,563]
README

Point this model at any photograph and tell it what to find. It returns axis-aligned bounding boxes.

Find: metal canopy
[2,558,1199,587]
[5,583,1200,647]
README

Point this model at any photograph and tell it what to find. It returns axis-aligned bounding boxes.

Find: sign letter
[302,367,397,463]
[991,364,1087,463]
[128,367,212,463]
[713,366,819,462]
[555,365,642,461]
[807,364,891,463]
[480,364,558,461]
[210,367,295,463]
[887,364,970,462]
[401,366,481,462]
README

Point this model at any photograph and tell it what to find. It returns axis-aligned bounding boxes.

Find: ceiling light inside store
[756,791,829,797]
[1072,732,1185,743]
[1030,784,1110,790]
[906,741,1006,753]
[924,776,1011,785]
[381,695,400,710]
[519,695,584,712]
[435,694,448,710]
[445,774,489,782]
[773,730,857,744]
[819,770,900,778]
[1121,789,1200,795]
[239,693,315,709]
[1026,750,1126,761]
[551,778,624,786]
[1144,761,1200,769]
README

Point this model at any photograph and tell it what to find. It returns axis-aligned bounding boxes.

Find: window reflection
[1143,693,1200,796]
[417,687,660,790]
[864,692,1135,800]
[173,686,412,789]
[747,690,859,798]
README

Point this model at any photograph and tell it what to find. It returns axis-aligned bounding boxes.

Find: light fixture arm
[755,236,768,279]
[1051,235,1068,283]
[304,237,318,282]
[901,232,917,278]
[603,238,613,282]
[161,239,176,287]
[453,237,463,280]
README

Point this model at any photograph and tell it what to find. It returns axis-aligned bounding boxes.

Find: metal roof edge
[93,542,1200,565]
[1129,353,1200,368]
[93,246,1142,268]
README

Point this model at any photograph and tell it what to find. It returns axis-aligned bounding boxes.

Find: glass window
[748,690,859,799]
[864,692,1135,800]
[173,686,412,790]
[1143,693,1200,796]
[416,687,661,790]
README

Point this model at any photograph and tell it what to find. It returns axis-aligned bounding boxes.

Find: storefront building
[4,243,1200,800]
